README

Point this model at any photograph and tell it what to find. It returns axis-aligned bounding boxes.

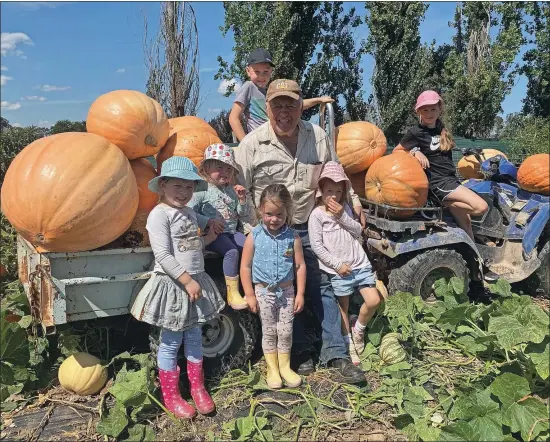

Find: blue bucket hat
[148,156,207,193]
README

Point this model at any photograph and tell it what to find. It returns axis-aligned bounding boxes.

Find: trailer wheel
[388,249,470,299]
[149,307,260,379]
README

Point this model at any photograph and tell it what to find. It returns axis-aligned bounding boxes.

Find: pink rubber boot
[187,360,215,414]
[158,366,196,419]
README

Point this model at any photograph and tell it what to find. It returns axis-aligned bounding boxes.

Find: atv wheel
[522,242,549,296]
[149,307,260,379]
[388,249,470,299]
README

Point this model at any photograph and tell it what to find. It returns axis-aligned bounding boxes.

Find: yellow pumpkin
[58,352,107,396]
[86,90,169,160]
[457,149,508,179]
[0,132,139,252]
[336,121,387,174]
[168,116,218,137]
[156,129,222,172]
[517,153,550,195]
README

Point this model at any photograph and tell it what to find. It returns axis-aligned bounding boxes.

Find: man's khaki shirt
[234,120,361,225]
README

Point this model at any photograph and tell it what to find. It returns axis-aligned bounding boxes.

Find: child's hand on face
[208,218,225,235]
[326,196,344,218]
[234,185,247,203]
[294,293,305,313]
[337,262,352,277]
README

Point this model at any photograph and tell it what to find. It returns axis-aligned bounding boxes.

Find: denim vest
[251,224,295,295]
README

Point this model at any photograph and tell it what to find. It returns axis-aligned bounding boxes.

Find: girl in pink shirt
[308,162,383,365]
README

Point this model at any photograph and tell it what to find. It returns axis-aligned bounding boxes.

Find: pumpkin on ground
[517,153,550,195]
[457,149,508,179]
[122,159,159,247]
[156,129,222,172]
[86,90,169,160]
[336,121,387,175]
[58,352,107,395]
[365,151,429,219]
[379,333,407,365]
[1,132,139,252]
[348,171,367,199]
[168,116,218,137]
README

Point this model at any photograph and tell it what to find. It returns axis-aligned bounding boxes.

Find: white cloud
[1,101,22,110]
[218,79,241,95]
[208,108,222,114]
[21,95,46,101]
[37,84,71,92]
[116,68,125,74]
[37,120,50,127]
[11,122,23,128]
[1,75,12,86]
[0,66,7,71]
[1,32,34,57]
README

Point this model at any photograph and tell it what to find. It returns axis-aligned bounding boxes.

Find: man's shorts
[329,266,376,298]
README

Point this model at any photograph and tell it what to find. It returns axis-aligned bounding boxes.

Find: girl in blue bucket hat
[138,156,225,419]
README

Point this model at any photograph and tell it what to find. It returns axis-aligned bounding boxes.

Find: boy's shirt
[234,80,268,133]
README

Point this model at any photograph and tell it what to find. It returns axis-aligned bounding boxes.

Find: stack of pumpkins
[336,121,429,219]
[1,90,220,253]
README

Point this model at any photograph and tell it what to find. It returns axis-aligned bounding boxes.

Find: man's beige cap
[266,79,302,102]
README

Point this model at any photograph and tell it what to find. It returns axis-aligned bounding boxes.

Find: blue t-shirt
[251,224,296,288]
[234,80,268,133]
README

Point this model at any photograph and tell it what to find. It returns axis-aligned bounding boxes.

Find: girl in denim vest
[240,184,306,388]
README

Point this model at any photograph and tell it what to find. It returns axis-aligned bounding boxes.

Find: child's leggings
[157,327,203,371]
[206,232,246,277]
[255,285,295,353]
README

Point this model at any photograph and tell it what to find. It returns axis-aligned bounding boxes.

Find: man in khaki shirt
[235,79,366,384]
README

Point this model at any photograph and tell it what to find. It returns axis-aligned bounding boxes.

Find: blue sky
[1,1,529,128]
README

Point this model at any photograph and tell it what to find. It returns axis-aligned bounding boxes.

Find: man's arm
[303,96,334,111]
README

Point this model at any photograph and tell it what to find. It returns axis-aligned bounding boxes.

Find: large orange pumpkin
[86,90,169,160]
[336,121,387,175]
[156,129,222,172]
[457,149,508,179]
[1,132,139,252]
[348,171,367,199]
[168,116,218,137]
[517,153,549,195]
[365,151,429,219]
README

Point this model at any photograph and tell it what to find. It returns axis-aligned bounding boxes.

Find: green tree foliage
[362,2,433,143]
[1,117,11,132]
[207,110,233,143]
[521,2,549,117]
[216,2,366,125]
[49,119,86,134]
[501,113,550,159]
[441,2,525,138]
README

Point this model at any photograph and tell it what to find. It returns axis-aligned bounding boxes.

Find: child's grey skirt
[140,272,225,332]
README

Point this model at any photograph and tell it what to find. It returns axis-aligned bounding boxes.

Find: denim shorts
[329,266,376,297]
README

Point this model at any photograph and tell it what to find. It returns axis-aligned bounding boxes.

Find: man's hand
[185,279,202,302]
[207,218,225,235]
[234,185,247,204]
[337,263,352,277]
[326,196,344,218]
[353,205,366,229]
[318,96,334,104]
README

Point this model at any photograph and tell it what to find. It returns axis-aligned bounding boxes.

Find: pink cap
[415,90,442,111]
[315,161,350,198]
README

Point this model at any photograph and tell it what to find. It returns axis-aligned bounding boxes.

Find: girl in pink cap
[308,161,383,365]
[394,90,488,241]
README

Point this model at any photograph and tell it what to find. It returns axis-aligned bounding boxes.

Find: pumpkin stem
[145,135,157,147]
[35,233,45,243]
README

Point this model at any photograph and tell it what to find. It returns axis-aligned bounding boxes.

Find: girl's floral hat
[199,143,239,173]
[315,161,350,198]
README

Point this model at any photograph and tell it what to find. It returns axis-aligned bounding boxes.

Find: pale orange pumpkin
[86,90,169,160]
[168,116,218,137]
[457,149,508,179]
[517,153,549,195]
[156,129,222,172]
[336,121,387,175]
[1,132,139,252]
[365,151,429,219]
[348,171,367,199]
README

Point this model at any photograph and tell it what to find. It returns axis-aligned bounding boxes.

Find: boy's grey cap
[247,48,274,66]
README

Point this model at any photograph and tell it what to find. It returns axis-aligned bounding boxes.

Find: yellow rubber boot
[225,276,248,310]
[278,353,302,387]
[264,353,283,389]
